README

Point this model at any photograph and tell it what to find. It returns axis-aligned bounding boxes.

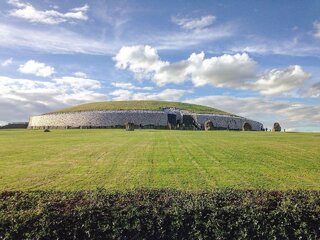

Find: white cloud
[71,5,89,12]
[18,60,55,77]
[0,23,113,55]
[57,91,106,106]
[111,82,153,91]
[0,16,232,56]
[113,45,167,79]
[187,52,256,87]
[114,45,311,96]
[0,121,7,126]
[110,88,190,101]
[114,45,256,87]
[188,95,320,132]
[302,82,320,98]
[53,76,101,90]
[154,23,235,50]
[313,20,320,38]
[1,58,13,67]
[110,89,132,100]
[229,37,320,57]
[172,15,216,30]
[0,75,106,122]
[152,51,257,87]
[155,15,234,50]
[133,89,189,101]
[111,82,134,89]
[8,0,89,24]
[74,72,88,78]
[8,0,28,8]
[91,2,232,51]
[254,65,311,96]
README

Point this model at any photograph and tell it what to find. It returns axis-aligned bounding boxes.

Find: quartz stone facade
[193,114,263,131]
[28,109,263,131]
[28,110,168,129]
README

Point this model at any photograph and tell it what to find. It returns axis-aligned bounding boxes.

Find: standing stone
[125,122,135,131]
[272,122,281,132]
[204,120,214,131]
[168,123,175,130]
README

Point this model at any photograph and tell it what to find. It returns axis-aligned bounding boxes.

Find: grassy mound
[46,100,232,115]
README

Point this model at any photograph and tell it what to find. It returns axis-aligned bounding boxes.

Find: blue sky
[0,0,319,131]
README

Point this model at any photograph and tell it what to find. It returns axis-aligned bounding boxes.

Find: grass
[47,100,232,115]
[0,129,319,191]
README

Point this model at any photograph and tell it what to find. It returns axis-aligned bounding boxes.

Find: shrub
[0,189,319,239]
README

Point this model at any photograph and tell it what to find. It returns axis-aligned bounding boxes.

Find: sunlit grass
[0,129,319,191]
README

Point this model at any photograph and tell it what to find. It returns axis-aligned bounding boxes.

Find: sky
[0,0,319,131]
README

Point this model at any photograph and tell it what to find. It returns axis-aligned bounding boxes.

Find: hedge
[0,189,319,239]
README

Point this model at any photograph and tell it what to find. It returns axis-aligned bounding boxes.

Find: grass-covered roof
[46,100,232,115]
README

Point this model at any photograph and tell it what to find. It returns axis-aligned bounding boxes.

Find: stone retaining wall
[194,114,263,131]
[28,110,263,131]
[28,110,168,129]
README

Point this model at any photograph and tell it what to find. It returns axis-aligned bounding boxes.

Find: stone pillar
[204,120,214,131]
[272,122,281,132]
[125,122,134,131]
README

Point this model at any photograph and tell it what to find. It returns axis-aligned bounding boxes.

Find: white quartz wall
[194,114,263,131]
[28,110,263,130]
[28,110,168,128]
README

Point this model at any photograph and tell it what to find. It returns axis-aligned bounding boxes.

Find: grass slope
[47,100,232,115]
[0,129,319,191]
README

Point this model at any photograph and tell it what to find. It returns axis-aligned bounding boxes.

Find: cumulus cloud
[114,45,311,96]
[114,45,256,87]
[172,15,216,30]
[8,0,89,24]
[188,52,256,87]
[188,95,320,132]
[1,58,13,67]
[313,20,320,38]
[254,65,311,95]
[0,75,106,122]
[110,88,190,101]
[18,60,55,77]
[154,52,257,87]
[113,45,167,80]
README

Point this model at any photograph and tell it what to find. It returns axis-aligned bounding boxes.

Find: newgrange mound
[28,100,263,130]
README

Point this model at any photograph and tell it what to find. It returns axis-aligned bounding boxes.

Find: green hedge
[1,189,319,239]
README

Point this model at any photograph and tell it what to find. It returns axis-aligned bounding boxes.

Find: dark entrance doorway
[168,114,177,126]
[182,115,194,127]
[242,122,252,131]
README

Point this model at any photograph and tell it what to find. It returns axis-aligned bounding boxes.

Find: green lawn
[47,100,232,115]
[0,129,319,191]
